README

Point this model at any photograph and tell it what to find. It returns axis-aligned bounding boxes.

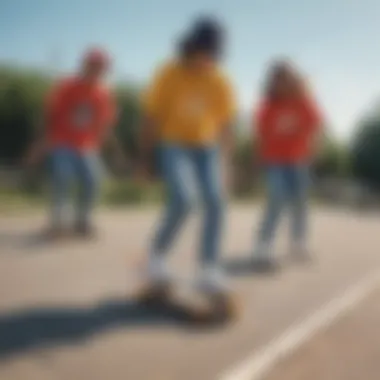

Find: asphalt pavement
[0,205,379,380]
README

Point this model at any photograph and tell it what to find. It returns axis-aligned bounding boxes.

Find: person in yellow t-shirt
[138,16,237,301]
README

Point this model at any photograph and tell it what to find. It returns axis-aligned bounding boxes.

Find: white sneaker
[196,266,229,295]
[145,255,171,285]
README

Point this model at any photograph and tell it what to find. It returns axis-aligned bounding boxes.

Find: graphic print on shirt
[71,102,95,129]
[275,112,300,135]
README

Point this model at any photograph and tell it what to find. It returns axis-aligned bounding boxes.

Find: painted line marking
[220,269,380,380]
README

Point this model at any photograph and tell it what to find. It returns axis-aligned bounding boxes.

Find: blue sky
[1,0,379,139]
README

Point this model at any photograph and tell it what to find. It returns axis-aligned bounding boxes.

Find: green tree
[0,66,142,169]
[350,117,380,189]
[114,83,142,158]
[0,66,51,164]
[312,131,350,179]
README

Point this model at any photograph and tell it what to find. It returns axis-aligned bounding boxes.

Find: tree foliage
[350,117,380,189]
[0,66,142,167]
[0,64,363,195]
[312,132,351,180]
[0,66,52,164]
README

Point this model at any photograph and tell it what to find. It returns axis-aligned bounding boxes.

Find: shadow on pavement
[0,231,51,251]
[223,256,282,277]
[0,230,96,252]
[0,299,190,359]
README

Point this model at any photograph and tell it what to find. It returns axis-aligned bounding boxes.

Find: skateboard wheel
[187,306,215,324]
[186,293,239,325]
[136,284,171,306]
[211,293,239,322]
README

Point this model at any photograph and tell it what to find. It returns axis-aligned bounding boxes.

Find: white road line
[220,269,380,380]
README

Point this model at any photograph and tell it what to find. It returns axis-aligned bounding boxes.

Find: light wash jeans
[152,145,224,266]
[258,164,310,244]
[49,147,102,228]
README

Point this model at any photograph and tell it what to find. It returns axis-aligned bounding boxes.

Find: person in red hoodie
[25,48,117,238]
[252,60,322,267]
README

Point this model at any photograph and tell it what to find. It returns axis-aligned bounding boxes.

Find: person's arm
[22,120,47,167]
[218,123,234,193]
[99,93,121,151]
[23,81,65,166]
[220,124,234,160]
[138,115,159,175]
[252,101,268,168]
[217,75,237,157]
[98,92,134,173]
[305,98,324,160]
[104,129,130,172]
[216,74,238,192]
[97,88,117,141]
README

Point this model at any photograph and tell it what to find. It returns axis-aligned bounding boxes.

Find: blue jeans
[152,145,224,265]
[49,147,102,227]
[258,164,310,244]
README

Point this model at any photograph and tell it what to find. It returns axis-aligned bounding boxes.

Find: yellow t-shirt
[143,60,236,146]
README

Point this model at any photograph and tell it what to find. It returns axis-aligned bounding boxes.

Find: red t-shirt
[46,76,116,151]
[254,98,322,164]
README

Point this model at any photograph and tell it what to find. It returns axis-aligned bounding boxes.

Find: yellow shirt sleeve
[143,63,172,121]
[215,72,237,127]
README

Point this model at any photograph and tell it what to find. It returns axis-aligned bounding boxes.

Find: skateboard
[135,280,239,326]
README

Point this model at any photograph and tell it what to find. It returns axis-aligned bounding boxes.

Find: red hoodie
[46,76,116,151]
[254,97,322,164]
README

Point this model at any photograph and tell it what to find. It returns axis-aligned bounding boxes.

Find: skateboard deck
[134,278,239,326]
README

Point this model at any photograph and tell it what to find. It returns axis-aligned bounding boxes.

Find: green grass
[0,180,165,214]
[102,179,164,205]
[0,180,329,216]
[0,188,43,214]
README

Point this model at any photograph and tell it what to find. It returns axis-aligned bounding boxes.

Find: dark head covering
[83,47,111,69]
[179,16,225,59]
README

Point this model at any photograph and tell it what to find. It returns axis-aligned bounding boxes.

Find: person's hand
[134,161,151,184]
[251,152,257,172]
[111,149,130,174]
[220,159,233,197]
[22,144,44,169]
